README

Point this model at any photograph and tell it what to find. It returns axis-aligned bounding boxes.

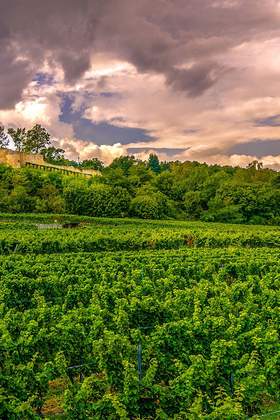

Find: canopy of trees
[0,123,280,224]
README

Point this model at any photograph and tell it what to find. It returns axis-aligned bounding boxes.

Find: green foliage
[0,216,280,254]
[0,232,279,417]
[0,136,280,224]
[7,127,27,152]
[42,146,65,164]
[184,191,207,219]
[8,124,51,153]
[24,124,51,153]
[202,204,245,224]
[64,183,131,217]
[79,157,104,171]
[148,153,161,174]
[130,190,170,219]
[0,167,66,214]
[109,155,136,174]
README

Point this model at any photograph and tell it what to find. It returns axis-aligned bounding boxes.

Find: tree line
[1,123,280,224]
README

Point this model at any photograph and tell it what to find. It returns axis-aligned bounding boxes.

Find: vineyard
[0,215,279,418]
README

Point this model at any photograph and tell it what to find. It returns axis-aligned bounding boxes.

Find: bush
[184,191,207,219]
[89,184,131,217]
[130,190,174,219]
[201,205,245,224]
[64,183,131,217]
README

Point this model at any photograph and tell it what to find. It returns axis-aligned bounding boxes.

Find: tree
[109,156,136,174]
[8,124,51,154]
[148,154,161,174]
[7,185,37,212]
[101,167,131,190]
[0,125,9,148]
[89,184,131,217]
[64,182,131,217]
[7,127,27,152]
[80,158,104,171]
[42,146,65,164]
[153,171,176,198]
[130,188,173,219]
[184,191,206,219]
[24,124,51,153]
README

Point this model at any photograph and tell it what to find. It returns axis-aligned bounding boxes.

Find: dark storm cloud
[166,61,228,96]
[1,0,280,108]
[228,139,280,157]
[0,42,34,108]
[56,52,91,83]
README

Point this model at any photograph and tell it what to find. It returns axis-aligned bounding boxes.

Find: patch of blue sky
[59,93,155,145]
[33,72,54,86]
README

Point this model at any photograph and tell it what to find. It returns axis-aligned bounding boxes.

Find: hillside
[0,155,280,225]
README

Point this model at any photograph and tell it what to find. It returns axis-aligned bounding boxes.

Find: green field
[0,215,279,419]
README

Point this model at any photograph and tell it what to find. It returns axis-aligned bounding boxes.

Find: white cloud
[0,79,73,139]
[54,138,126,164]
[2,32,280,168]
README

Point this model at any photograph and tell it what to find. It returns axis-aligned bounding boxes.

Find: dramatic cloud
[1,0,280,166]
[0,42,34,108]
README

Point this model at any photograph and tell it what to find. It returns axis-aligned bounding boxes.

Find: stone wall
[0,148,100,177]
[0,148,44,168]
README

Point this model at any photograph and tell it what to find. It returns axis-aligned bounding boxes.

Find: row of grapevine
[0,220,279,254]
[1,248,279,418]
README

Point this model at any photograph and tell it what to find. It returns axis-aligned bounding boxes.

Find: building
[0,148,100,178]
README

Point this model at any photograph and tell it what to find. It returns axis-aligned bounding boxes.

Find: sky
[1,0,280,167]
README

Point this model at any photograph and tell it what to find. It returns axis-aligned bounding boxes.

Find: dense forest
[1,124,280,225]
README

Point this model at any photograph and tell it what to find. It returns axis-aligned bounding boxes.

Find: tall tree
[148,153,161,174]
[7,127,27,151]
[109,156,136,174]
[80,158,104,171]
[8,124,51,153]
[42,146,65,164]
[25,124,51,153]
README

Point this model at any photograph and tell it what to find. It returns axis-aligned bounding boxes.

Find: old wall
[0,148,45,167]
[0,148,21,167]
[0,148,100,177]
